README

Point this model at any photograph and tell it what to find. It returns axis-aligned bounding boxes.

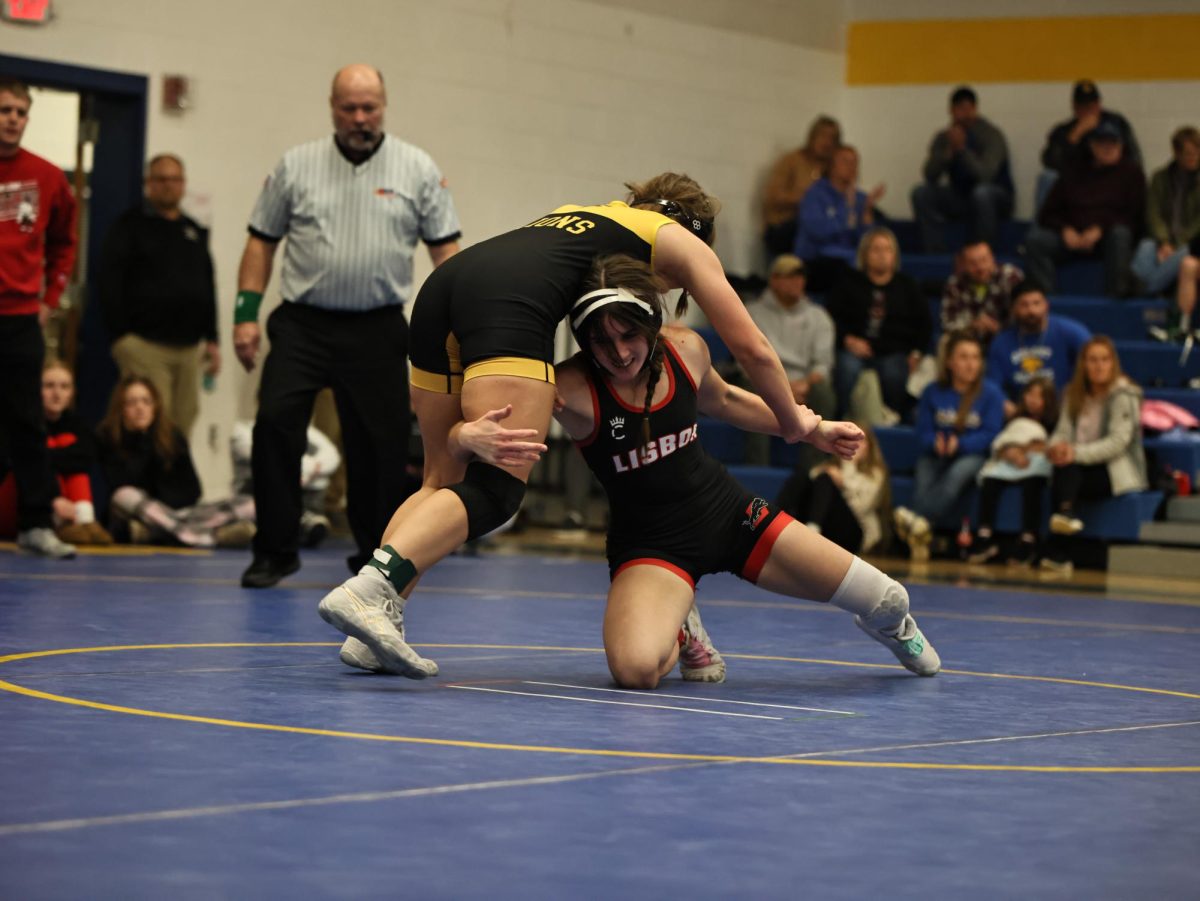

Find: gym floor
[2,538,1198,900]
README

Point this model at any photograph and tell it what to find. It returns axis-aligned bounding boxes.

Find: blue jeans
[1131,238,1188,295]
[910,182,1013,252]
[834,349,911,419]
[912,453,986,524]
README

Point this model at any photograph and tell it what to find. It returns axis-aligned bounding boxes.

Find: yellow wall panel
[847,15,1200,85]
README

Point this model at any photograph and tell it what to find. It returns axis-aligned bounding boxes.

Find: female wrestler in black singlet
[544,255,940,689]
[319,175,820,679]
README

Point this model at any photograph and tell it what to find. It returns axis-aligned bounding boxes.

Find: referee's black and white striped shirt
[248,134,461,312]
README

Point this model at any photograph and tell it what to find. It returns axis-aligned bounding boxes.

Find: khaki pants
[111,334,202,438]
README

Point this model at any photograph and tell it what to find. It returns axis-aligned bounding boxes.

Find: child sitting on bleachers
[894,332,1006,559]
[967,376,1058,566]
[1041,336,1149,574]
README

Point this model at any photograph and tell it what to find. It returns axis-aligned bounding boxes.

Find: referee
[233,64,461,588]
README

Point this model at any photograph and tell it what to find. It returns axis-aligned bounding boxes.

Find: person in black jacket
[0,360,113,545]
[42,360,113,545]
[98,154,218,439]
[96,376,253,547]
[829,226,932,421]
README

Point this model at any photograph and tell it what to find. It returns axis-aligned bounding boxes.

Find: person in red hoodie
[0,79,78,558]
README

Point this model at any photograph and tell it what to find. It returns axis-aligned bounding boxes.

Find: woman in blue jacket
[894,331,1005,559]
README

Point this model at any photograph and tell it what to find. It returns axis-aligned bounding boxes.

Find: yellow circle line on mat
[2,643,1197,774]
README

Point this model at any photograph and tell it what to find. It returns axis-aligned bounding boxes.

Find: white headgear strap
[570,287,654,331]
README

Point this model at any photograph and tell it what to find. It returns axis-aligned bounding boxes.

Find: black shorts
[607,492,794,589]
[408,251,558,394]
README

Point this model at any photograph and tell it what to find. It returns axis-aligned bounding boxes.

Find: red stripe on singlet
[741,511,794,583]
[613,557,695,589]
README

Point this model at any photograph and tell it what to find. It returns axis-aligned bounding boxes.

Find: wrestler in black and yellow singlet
[409,202,675,393]
[575,339,794,588]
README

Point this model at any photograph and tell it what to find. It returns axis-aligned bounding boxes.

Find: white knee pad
[828,556,909,630]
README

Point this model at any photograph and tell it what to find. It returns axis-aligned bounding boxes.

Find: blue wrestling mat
[1,546,1198,899]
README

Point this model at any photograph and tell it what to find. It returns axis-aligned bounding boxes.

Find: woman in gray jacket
[1043,336,1147,570]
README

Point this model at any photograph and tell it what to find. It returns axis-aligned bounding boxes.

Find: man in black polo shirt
[99,153,218,438]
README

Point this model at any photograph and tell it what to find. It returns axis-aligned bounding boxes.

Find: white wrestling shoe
[854,582,940,676]
[318,567,438,679]
[338,590,406,673]
[855,609,941,676]
[679,605,726,683]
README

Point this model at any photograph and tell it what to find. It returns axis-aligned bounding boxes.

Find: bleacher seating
[725,464,791,501]
[866,424,1164,541]
[1112,341,1200,388]
[702,253,1190,561]
[693,326,732,366]
[1054,259,1107,296]
[697,416,745,464]
[1145,433,1200,482]
[1048,297,1169,337]
[1145,388,1200,419]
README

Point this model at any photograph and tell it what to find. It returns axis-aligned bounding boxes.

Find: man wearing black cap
[1025,120,1145,297]
[1036,80,1142,210]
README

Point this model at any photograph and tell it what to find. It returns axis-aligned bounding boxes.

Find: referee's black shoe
[241,553,301,588]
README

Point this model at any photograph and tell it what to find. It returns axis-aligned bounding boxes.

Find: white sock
[74,500,95,524]
[1181,310,1192,332]
[827,556,909,630]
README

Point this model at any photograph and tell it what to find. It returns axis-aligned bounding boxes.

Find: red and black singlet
[574,339,791,586]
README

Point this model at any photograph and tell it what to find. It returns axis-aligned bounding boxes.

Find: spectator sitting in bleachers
[775,425,890,556]
[940,240,1024,347]
[1024,120,1146,298]
[96,375,255,548]
[830,226,931,422]
[967,375,1059,567]
[762,115,842,259]
[911,85,1013,252]
[1036,80,1142,211]
[793,144,885,292]
[987,281,1090,418]
[1133,126,1200,338]
[1041,336,1148,575]
[894,332,1005,560]
[746,254,836,421]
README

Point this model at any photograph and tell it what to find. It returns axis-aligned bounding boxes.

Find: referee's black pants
[251,303,410,562]
[0,314,54,530]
